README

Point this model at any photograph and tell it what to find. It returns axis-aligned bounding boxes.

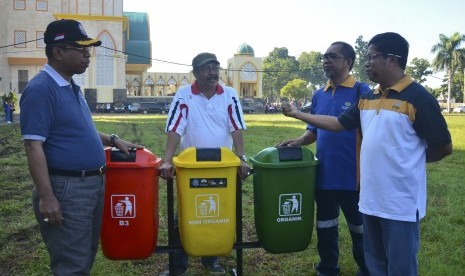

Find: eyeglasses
[321,53,346,61]
[365,53,402,62]
[58,46,93,53]
[198,64,220,73]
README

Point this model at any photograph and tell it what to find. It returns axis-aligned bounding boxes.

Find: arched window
[145,76,154,85]
[144,76,154,96]
[131,79,140,96]
[167,77,177,95]
[156,76,165,85]
[167,76,177,86]
[180,76,190,86]
[95,32,114,86]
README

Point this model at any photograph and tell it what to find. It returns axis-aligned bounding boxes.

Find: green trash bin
[249,146,318,254]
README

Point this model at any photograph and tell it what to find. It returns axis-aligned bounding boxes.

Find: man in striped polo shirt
[160,52,251,276]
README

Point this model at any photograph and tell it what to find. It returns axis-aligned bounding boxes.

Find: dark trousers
[363,214,419,276]
[33,175,105,276]
[170,216,219,274]
[315,189,369,276]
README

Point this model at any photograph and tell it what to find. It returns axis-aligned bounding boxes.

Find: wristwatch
[109,134,119,147]
[237,155,247,162]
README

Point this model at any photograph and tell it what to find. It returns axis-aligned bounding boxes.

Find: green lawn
[1,114,464,275]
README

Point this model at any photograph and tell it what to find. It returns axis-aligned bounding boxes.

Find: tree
[352,35,371,84]
[262,47,299,102]
[432,87,445,100]
[280,78,310,101]
[297,51,326,88]
[451,70,464,103]
[1,91,18,110]
[433,73,464,103]
[406,57,432,84]
[431,32,465,111]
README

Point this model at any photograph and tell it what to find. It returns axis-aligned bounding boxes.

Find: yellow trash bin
[173,147,240,257]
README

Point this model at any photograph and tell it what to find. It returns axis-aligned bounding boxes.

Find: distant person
[278,41,370,276]
[269,104,275,114]
[282,32,452,275]
[20,19,140,275]
[265,103,270,114]
[9,101,15,123]
[159,52,251,276]
[3,100,11,123]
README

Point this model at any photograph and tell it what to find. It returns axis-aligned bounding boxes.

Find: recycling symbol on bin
[279,193,302,216]
[111,194,136,218]
[195,194,220,218]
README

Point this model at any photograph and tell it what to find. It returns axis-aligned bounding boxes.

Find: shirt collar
[374,75,413,95]
[43,64,72,87]
[191,81,224,95]
[323,75,357,92]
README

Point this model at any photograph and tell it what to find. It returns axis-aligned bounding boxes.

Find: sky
[123,0,465,88]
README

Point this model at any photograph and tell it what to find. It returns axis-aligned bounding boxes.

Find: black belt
[48,166,106,177]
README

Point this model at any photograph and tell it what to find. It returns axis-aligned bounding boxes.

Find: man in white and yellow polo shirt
[281,32,452,276]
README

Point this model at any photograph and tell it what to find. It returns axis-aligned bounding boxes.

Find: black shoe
[201,258,225,275]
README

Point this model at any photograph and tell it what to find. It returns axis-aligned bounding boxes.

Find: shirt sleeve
[338,99,361,131]
[227,88,247,131]
[20,79,54,141]
[165,92,187,135]
[412,93,452,148]
[306,93,317,134]
[360,83,372,96]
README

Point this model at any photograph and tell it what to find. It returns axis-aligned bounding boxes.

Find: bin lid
[105,147,161,168]
[173,147,240,168]
[249,146,318,169]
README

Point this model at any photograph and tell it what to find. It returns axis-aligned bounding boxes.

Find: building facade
[227,43,263,99]
[1,0,262,111]
[0,0,132,110]
[130,43,263,103]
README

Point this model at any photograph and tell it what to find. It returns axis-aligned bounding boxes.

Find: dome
[236,43,254,56]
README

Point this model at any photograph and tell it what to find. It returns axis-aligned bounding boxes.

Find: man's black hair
[368,32,409,69]
[45,44,54,59]
[331,41,356,71]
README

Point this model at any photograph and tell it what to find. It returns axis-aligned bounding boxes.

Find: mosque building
[134,42,263,100]
[1,0,262,111]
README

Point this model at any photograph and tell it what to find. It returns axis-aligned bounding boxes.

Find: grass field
[1,114,464,275]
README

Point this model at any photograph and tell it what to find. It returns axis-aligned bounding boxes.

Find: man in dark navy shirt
[20,19,139,276]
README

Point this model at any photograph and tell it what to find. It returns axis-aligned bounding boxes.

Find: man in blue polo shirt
[20,19,139,275]
[159,52,251,275]
[278,41,370,276]
[281,33,452,275]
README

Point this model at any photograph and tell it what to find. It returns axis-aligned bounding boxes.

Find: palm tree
[431,32,465,111]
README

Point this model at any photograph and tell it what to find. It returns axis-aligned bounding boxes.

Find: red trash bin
[100,148,161,260]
